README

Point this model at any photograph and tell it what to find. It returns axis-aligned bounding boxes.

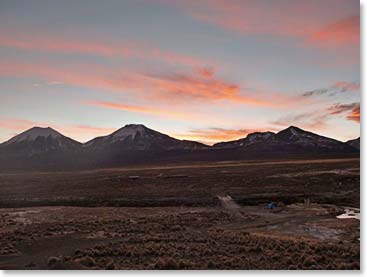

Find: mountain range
[0,124,359,170]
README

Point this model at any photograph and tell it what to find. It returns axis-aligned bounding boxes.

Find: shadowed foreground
[0,158,360,269]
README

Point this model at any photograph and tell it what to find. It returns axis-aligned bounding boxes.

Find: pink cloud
[333,81,360,91]
[0,60,276,107]
[0,118,38,131]
[166,0,359,49]
[307,15,359,48]
[0,31,208,69]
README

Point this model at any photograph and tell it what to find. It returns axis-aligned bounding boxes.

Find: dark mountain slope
[346,137,360,150]
[0,127,82,170]
[213,126,357,154]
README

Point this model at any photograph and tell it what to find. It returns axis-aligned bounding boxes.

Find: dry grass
[0,206,359,269]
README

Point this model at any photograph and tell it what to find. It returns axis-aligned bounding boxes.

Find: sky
[0,0,360,145]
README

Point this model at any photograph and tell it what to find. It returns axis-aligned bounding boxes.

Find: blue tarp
[267,202,277,209]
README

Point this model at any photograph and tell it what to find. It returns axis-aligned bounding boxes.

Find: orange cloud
[328,102,360,124]
[347,106,361,123]
[86,100,203,122]
[329,103,360,123]
[195,66,215,78]
[308,16,359,48]
[346,105,360,123]
[174,127,273,145]
[142,72,272,106]
[0,60,274,107]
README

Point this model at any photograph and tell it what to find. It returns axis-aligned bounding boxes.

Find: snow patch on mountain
[247,132,274,144]
[110,124,147,142]
[290,126,299,136]
[5,127,62,144]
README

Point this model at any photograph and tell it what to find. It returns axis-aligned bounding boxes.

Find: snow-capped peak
[6,127,62,144]
[111,124,148,141]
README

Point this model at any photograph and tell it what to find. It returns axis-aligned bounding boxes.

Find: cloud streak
[328,102,360,123]
[0,60,275,107]
[142,71,272,106]
[86,100,201,122]
[85,100,252,126]
[0,31,208,69]
[301,81,359,97]
[166,0,359,49]
[347,105,360,123]
[273,101,360,132]
[0,118,38,132]
[174,127,274,145]
[307,15,359,48]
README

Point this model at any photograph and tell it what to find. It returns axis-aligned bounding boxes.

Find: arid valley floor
[0,157,360,270]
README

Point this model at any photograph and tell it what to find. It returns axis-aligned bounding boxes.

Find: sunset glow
[0,0,360,144]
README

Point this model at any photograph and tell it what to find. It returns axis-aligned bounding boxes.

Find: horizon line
[0,124,358,146]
